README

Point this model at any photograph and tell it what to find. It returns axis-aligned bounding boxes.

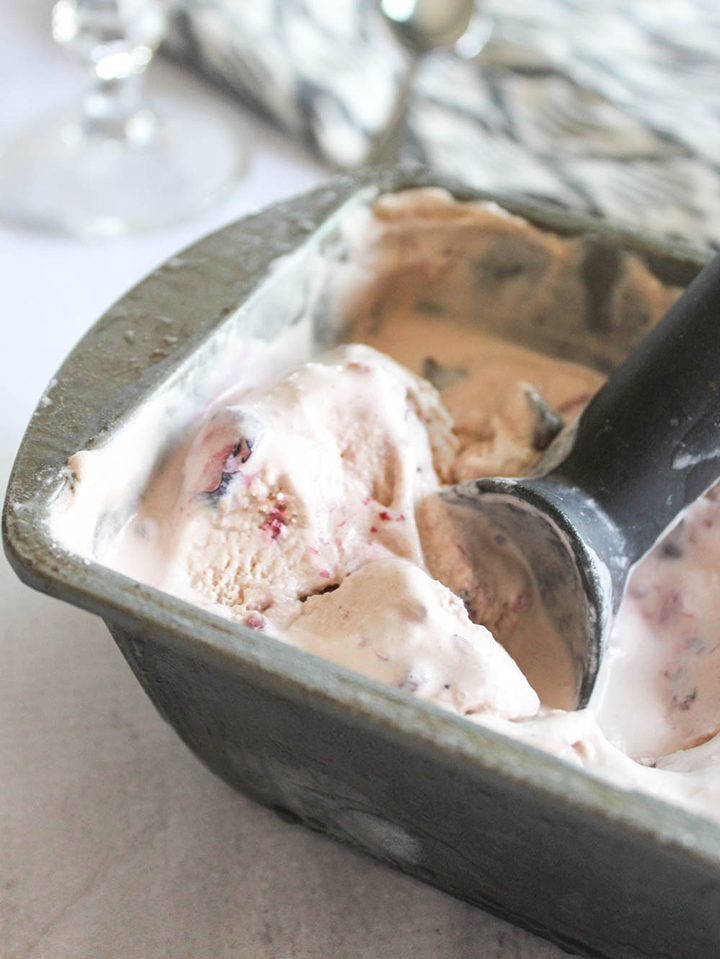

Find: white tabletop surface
[1,4,576,957]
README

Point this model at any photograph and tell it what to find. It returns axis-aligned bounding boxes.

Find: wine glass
[0,0,247,238]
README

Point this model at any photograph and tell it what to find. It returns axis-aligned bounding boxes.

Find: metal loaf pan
[3,167,718,959]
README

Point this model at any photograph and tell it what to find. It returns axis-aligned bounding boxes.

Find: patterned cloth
[166,0,720,248]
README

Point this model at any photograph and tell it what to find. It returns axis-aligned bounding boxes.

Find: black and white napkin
[166,0,720,248]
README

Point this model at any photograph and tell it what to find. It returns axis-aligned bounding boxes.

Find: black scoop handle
[551,251,720,563]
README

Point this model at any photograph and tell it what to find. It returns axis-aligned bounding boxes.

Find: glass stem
[81,71,150,140]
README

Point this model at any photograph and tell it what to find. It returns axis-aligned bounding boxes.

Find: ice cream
[54,187,720,822]
[104,340,545,725]
[286,558,540,722]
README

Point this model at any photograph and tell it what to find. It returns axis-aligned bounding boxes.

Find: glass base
[0,95,247,238]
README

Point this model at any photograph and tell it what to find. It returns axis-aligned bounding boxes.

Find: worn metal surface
[3,166,718,959]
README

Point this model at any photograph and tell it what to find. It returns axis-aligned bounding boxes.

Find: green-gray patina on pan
[3,166,718,959]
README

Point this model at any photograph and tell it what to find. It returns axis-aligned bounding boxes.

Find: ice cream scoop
[437,251,720,708]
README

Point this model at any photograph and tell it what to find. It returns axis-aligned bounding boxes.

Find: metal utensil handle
[552,250,720,563]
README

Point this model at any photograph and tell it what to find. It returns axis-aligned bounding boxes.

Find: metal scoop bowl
[436,251,720,708]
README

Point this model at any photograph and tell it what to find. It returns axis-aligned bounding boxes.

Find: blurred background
[2,3,719,958]
[4,0,720,244]
[159,0,720,245]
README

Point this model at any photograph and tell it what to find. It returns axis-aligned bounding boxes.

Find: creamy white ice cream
[54,188,720,822]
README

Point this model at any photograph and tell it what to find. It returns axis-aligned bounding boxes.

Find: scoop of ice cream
[416,492,582,711]
[165,344,458,624]
[284,558,540,721]
[592,485,720,760]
